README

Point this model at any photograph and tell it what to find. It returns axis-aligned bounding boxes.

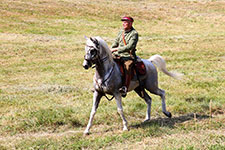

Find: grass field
[0,0,224,149]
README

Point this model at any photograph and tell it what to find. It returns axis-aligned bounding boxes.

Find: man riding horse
[83,17,181,134]
[111,16,138,97]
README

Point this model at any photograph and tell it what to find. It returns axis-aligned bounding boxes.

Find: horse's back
[142,59,157,75]
[142,59,159,88]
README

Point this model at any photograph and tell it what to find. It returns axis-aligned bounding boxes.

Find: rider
[111,16,139,97]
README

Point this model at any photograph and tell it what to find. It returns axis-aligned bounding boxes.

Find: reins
[93,54,115,101]
[94,63,115,101]
[91,55,108,69]
[103,92,115,101]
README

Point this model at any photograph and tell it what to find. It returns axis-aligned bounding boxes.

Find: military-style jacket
[111,27,138,59]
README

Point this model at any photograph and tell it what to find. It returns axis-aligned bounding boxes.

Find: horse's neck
[95,57,114,80]
[95,40,115,80]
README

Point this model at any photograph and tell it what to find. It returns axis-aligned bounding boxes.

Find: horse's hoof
[143,119,150,122]
[83,131,90,136]
[163,111,172,118]
[123,127,129,131]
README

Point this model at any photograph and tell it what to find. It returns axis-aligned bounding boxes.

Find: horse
[82,36,181,135]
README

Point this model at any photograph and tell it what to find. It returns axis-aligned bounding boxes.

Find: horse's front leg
[84,91,103,135]
[115,93,128,131]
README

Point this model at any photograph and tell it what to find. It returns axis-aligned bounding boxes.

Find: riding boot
[119,73,127,97]
[119,60,133,97]
[119,69,132,97]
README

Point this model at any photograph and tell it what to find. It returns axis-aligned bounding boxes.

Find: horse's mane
[95,37,114,63]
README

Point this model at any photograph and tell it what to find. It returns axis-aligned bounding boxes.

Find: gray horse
[83,36,181,135]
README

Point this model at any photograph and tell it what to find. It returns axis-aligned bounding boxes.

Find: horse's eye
[91,49,97,56]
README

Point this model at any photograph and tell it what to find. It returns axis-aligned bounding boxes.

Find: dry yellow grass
[0,0,224,149]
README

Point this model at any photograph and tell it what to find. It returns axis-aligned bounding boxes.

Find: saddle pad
[135,61,146,75]
[114,59,146,76]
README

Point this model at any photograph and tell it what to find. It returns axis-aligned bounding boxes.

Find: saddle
[114,58,146,80]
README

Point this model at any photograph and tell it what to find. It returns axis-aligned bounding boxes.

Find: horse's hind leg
[135,87,152,122]
[153,88,172,118]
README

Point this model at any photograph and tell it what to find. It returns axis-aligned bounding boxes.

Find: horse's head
[83,37,100,70]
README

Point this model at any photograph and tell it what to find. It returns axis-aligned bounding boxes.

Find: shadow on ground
[130,113,210,129]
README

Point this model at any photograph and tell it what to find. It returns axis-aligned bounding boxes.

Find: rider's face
[123,21,132,31]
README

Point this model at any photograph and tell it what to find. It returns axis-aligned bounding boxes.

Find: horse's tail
[148,54,183,79]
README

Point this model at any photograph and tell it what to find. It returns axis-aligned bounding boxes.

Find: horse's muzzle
[83,60,91,70]
[83,64,89,70]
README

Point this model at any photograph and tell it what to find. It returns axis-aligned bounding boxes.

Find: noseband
[84,45,109,68]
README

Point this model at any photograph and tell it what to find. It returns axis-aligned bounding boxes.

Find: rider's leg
[119,60,133,97]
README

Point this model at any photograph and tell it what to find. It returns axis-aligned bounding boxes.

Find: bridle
[84,44,108,68]
[84,39,115,101]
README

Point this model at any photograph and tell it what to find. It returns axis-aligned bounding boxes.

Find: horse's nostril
[83,65,89,70]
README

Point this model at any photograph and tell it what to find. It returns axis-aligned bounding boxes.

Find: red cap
[121,16,134,22]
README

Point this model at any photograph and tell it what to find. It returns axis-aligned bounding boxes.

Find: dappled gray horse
[83,37,181,135]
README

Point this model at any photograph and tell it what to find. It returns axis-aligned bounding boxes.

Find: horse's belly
[128,80,139,92]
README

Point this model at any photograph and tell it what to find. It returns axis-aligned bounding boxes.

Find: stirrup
[119,86,127,97]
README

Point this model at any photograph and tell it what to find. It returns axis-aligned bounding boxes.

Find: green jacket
[111,27,138,59]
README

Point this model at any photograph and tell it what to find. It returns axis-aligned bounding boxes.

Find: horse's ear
[90,37,100,49]
[84,36,89,40]
[90,37,95,42]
